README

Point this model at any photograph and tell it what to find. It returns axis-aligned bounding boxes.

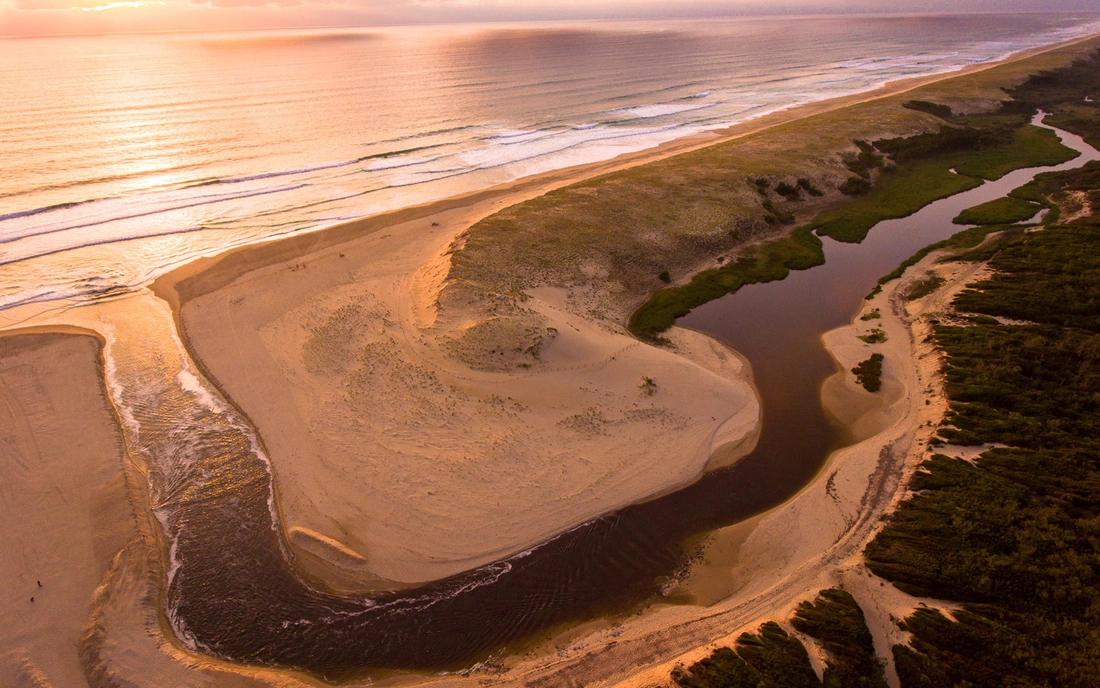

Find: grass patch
[953,196,1042,225]
[814,159,982,242]
[861,308,881,321]
[952,123,1079,179]
[905,274,945,301]
[813,121,1076,244]
[629,225,824,340]
[851,353,884,392]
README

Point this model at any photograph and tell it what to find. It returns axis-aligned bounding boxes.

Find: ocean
[2,13,1099,315]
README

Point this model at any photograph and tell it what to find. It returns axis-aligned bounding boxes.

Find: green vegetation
[791,589,889,688]
[762,198,795,224]
[672,590,887,688]
[851,353,884,392]
[905,274,945,301]
[860,309,881,321]
[629,225,824,340]
[865,158,1100,686]
[903,100,953,119]
[798,177,825,196]
[844,140,885,179]
[868,221,1026,300]
[953,196,1042,225]
[672,622,819,688]
[858,328,886,344]
[952,181,1100,332]
[813,121,1076,243]
[775,181,802,200]
[658,270,671,283]
[838,175,873,196]
[1005,48,1100,148]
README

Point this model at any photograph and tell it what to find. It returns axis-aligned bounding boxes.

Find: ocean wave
[609,101,717,120]
[0,183,306,246]
[0,225,204,270]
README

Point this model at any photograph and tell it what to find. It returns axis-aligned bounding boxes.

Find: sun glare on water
[80,0,165,11]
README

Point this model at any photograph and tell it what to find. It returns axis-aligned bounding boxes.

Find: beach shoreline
[2,29,1098,688]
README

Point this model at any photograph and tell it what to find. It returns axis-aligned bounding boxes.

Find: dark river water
[115,118,1096,681]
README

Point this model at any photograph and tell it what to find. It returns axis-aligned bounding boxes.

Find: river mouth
[75,118,1098,682]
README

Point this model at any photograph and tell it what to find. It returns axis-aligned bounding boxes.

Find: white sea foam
[610,101,718,119]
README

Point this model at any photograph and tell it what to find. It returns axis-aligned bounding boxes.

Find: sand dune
[163,201,760,586]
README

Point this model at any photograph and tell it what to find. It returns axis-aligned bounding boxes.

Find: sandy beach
[0,332,136,688]
[1,30,1097,687]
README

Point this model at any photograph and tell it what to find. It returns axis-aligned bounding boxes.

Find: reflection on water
[52,118,1094,680]
[3,14,1099,314]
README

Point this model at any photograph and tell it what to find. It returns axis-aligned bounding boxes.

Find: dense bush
[866,178,1100,686]
[851,353,884,392]
[902,100,954,119]
[673,590,887,688]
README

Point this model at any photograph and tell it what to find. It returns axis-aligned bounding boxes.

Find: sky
[2,0,1099,37]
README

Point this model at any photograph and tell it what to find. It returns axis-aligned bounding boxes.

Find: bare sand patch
[0,332,134,688]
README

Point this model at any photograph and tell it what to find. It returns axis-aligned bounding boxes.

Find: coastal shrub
[797,178,824,196]
[792,589,889,688]
[775,181,801,200]
[1004,49,1100,121]
[672,622,819,688]
[858,328,886,344]
[673,591,887,688]
[866,159,1100,686]
[903,100,954,119]
[952,216,1100,332]
[761,199,795,224]
[953,196,1041,225]
[838,176,872,196]
[860,309,881,321]
[844,140,885,178]
[851,353,884,392]
[659,270,671,283]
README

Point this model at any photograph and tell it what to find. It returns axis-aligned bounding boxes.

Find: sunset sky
[2,0,1098,37]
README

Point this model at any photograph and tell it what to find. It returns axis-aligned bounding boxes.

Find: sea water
[2,13,1100,314]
